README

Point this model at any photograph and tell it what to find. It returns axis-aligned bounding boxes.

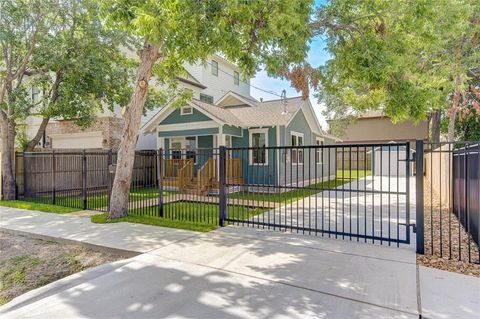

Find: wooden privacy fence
[15,150,157,205]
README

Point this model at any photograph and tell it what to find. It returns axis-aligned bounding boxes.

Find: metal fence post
[219,146,227,227]
[405,141,411,244]
[82,149,87,210]
[157,148,164,217]
[52,150,56,205]
[416,140,425,254]
[107,150,113,212]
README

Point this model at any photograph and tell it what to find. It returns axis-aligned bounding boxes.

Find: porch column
[218,125,225,146]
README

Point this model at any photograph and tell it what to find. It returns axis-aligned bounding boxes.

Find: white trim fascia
[189,101,228,126]
[249,128,269,165]
[303,99,323,136]
[143,99,228,133]
[158,121,219,131]
[142,105,174,133]
[285,100,323,136]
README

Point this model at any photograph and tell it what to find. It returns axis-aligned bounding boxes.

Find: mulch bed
[0,230,126,305]
[418,182,480,277]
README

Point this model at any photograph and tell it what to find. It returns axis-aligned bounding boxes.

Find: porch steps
[182,178,211,196]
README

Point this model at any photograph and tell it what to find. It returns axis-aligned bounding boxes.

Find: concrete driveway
[250,176,416,246]
[0,223,419,318]
[1,207,479,318]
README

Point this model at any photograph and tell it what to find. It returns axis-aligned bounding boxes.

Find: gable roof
[142,96,325,135]
[176,70,206,89]
[216,91,258,107]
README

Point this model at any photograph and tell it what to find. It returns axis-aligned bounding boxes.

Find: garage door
[50,132,103,149]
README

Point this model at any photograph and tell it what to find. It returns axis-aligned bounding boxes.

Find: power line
[205,60,283,98]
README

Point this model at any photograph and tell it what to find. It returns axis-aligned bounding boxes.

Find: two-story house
[24,54,250,150]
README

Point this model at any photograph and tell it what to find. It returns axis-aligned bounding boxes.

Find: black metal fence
[416,141,480,264]
[224,143,411,245]
[13,143,413,246]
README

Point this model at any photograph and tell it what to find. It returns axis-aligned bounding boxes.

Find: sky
[250,1,331,129]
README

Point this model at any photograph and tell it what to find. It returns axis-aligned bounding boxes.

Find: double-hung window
[315,138,324,164]
[211,60,218,76]
[31,87,40,104]
[234,71,239,85]
[249,129,268,165]
[291,132,304,165]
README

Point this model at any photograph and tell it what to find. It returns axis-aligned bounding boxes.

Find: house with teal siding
[142,91,337,194]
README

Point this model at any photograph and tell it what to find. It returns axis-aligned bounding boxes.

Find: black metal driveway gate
[223,143,412,246]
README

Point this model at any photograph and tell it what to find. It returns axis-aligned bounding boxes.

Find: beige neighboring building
[331,110,429,146]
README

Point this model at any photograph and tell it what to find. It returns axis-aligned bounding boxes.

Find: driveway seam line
[210,229,416,265]
[416,264,423,319]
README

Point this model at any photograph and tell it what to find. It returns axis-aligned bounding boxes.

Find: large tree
[0,0,134,200]
[287,0,479,141]
[0,0,56,199]
[25,0,133,151]
[102,0,313,218]
[23,0,132,151]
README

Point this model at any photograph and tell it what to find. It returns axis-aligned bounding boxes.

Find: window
[211,60,218,76]
[249,129,268,165]
[180,106,193,115]
[315,138,324,164]
[31,87,40,104]
[200,93,214,104]
[234,71,239,85]
[291,132,304,165]
[170,137,197,163]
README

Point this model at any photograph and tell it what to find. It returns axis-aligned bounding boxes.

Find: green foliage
[101,0,313,82]
[25,0,133,127]
[0,200,80,214]
[441,106,480,141]
[314,0,480,126]
[91,213,218,232]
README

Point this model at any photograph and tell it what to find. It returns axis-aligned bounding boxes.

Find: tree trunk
[447,108,456,142]
[108,41,160,219]
[430,109,441,142]
[447,75,462,142]
[25,117,49,152]
[0,118,16,200]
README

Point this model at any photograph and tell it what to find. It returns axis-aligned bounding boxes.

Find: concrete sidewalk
[1,207,478,318]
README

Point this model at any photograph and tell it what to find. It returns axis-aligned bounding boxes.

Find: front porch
[162,157,243,195]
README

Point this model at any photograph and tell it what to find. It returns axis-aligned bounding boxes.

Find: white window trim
[180,106,193,115]
[249,128,268,165]
[169,136,198,164]
[211,60,218,76]
[316,137,324,164]
[234,71,239,85]
[291,131,304,165]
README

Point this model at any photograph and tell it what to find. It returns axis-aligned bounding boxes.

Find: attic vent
[181,106,193,115]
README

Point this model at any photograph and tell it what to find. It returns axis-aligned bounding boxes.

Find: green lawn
[0,200,81,214]
[22,188,174,210]
[128,202,267,226]
[91,213,218,232]
[229,169,371,204]
[336,169,371,181]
